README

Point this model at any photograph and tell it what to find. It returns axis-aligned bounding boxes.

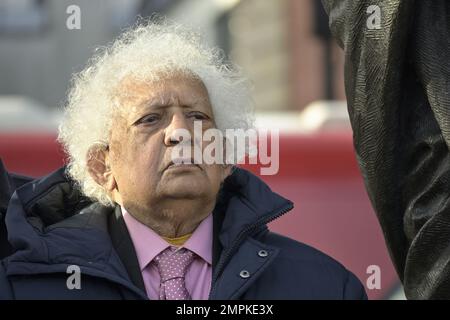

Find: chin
[165,181,208,198]
[166,189,207,200]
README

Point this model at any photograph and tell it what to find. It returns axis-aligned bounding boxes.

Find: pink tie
[154,246,195,300]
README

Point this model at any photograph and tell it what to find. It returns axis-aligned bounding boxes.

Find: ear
[86,145,117,192]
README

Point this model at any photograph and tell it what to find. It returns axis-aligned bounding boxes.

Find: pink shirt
[121,207,212,300]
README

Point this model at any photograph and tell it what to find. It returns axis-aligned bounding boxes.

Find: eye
[187,111,209,121]
[135,113,161,125]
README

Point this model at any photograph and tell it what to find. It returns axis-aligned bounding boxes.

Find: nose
[164,112,191,146]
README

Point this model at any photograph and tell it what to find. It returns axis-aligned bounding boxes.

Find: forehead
[116,74,210,111]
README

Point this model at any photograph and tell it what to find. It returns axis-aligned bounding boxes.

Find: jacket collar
[216,167,293,249]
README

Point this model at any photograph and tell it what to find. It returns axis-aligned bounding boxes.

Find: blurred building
[0,0,346,113]
[0,0,175,109]
[151,0,347,111]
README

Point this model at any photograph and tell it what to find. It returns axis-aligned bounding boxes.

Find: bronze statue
[323,0,450,299]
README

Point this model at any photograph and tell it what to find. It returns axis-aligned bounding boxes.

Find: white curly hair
[57,18,254,206]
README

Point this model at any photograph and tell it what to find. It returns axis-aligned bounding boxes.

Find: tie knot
[154,246,195,282]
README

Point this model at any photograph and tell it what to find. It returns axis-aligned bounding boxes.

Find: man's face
[107,74,229,221]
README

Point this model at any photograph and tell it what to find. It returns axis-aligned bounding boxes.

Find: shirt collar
[121,206,212,270]
[183,213,212,265]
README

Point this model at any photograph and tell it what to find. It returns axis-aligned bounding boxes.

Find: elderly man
[0,21,366,300]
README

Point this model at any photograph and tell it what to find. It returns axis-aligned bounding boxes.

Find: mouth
[165,158,201,171]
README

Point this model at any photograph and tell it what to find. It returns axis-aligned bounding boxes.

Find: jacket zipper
[208,201,293,300]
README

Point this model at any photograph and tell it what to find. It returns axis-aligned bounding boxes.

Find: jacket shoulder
[0,261,13,299]
[260,231,367,299]
[264,231,346,265]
